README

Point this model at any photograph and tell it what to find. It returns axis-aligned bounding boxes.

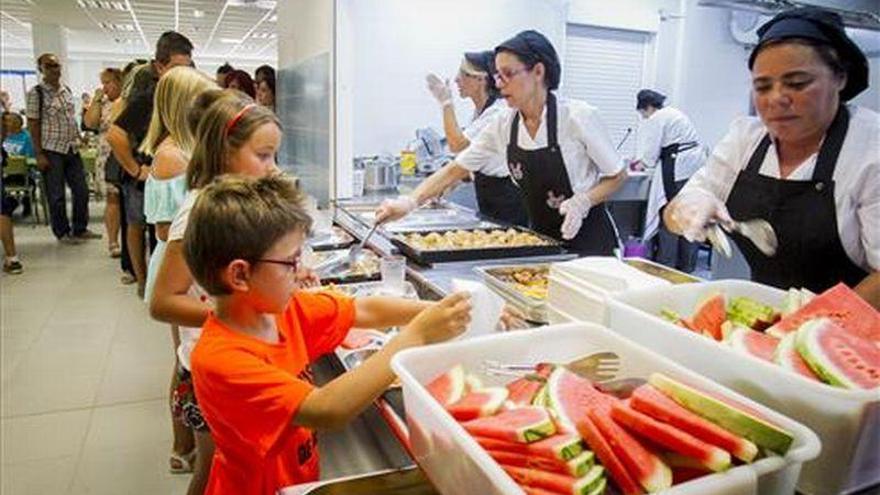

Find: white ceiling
[0,0,277,62]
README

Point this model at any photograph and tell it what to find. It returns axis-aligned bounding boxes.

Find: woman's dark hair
[225,70,256,99]
[217,62,234,76]
[255,64,275,83]
[636,89,666,110]
[495,31,561,90]
[464,51,499,112]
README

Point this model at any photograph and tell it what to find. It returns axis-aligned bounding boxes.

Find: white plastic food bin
[607,280,880,495]
[392,323,820,495]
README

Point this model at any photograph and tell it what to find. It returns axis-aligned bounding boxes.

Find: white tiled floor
[1,208,190,494]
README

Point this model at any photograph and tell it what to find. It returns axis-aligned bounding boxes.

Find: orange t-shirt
[191,290,355,495]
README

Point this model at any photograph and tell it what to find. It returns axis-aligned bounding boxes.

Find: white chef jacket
[636,106,706,181]
[457,95,624,192]
[639,106,708,240]
[681,104,880,272]
[459,98,509,178]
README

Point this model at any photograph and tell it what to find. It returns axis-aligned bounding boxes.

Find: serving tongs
[707,219,778,258]
[348,222,379,267]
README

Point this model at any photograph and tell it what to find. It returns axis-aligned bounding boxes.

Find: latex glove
[669,188,733,242]
[375,195,417,224]
[426,73,452,108]
[558,193,592,241]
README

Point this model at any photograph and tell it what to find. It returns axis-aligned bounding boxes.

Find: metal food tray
[623,257,701,284]
[475,264,550,324]
[359,209,489,233]
[392,228,564,265]
[307,228,355,251]
[310,249,382,285]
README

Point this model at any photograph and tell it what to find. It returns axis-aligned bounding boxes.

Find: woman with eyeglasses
[377,31,626,254]
[424,50,527,226]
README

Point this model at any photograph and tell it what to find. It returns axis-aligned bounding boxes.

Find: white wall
[338,0,566,157]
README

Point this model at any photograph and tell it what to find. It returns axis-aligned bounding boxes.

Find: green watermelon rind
[773,332,820,381]
[462,406,557,444]
[795,319,871,389]
[567,450,596,478]
[649,373,794,455]
[585,477,607,495]
[574,465,606,495]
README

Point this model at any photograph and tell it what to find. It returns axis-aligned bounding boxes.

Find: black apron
[660,141,698,200]
[473,171,529,227]
[506,93,617,255]
[726,105,867,293]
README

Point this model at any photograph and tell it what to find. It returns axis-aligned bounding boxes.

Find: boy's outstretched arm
[353,296,433,329]
[292,292,470,430]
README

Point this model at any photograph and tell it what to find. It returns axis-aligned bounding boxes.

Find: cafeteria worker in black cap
[424,50,528,226]
[377,30,626,255]
[664,7,880,308]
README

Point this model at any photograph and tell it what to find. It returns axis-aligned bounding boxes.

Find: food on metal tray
[490,266,550,300]
[402,228,550,251]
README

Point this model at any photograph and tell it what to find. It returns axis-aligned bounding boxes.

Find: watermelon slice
[502,465,606,495]
[474,434,586,462]
[768,283,880,343]
[465,374,484,393]
[610,402,731,472]
[447,387,508,421]
[663,453,712,485]
[796,318,880,390]
[727,296,779,331]
[686,293,726,340]
[506,375,546,407]
[462,406,556,443]
[547,367,666,494]
[425,365,466,407]
[724,326,780,362]
[629,384,758,462]
[660,308,698,333]
[773,332,821,381]
[649,373,794,454]
[487,449,595,478]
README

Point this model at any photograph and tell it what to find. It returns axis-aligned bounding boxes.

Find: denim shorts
[171,366,210,432]
[122,178,146,225]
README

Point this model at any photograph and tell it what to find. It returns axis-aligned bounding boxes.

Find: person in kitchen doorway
[663,7,880,308]
[425,50,527,226]
[378,31,626,255]
[633,89,707,273]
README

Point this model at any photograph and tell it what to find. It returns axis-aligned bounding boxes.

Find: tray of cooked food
[304,248,382,284]
[475,264,550,323]
[357,208,491,233]
[623,257,701,284]
[392,227,564,265]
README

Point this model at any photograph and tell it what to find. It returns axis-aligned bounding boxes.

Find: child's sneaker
[3,259,23,274]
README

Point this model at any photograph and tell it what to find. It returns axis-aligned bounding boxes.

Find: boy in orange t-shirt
[184,175,473,495]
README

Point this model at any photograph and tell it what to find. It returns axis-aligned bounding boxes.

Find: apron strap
[547,92,559,148]
[509,107,520,146]
[813,105,849,183]
[745,135,772,174]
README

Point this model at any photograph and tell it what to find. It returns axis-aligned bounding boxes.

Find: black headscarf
[495,30,561,90]
[749,7,868,101]
[636,89,666,110]
[464,50,500,105]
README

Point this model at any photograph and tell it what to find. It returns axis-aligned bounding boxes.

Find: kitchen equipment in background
[409,127,453,174]
[355,155,400,193]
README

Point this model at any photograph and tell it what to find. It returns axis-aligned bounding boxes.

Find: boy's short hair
[155,31,194,65]
[183,174,312,296]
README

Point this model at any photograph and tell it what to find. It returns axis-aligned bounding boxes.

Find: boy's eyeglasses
[255,258,300,272]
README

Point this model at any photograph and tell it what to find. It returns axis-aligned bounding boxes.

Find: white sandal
[169,449,196,474]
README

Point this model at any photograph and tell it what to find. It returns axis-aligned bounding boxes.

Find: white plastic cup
[352,169,365,197]
[380,256,406,295]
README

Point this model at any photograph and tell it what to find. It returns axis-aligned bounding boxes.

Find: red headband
[224,103,257,137]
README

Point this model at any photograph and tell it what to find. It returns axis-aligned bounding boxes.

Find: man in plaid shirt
[26,53,100,243]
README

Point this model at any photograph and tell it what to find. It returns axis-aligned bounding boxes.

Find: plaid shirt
[26,82,80,154]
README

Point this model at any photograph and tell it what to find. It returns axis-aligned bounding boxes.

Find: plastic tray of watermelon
[391,323,820,495]
[607,280,880,495]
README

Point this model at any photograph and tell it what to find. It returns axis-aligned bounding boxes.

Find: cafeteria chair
[2,155,45,226]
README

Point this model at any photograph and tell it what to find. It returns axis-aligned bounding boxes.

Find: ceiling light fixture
[122,0,149,50]
[193,9,204,18]
[204,0,232,52]
[228,7,275,56]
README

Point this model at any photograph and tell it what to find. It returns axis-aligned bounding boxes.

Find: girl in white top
[425,51,527,225]
[379,31,626,255]
[665,7,879,307]
[150,90,285,494]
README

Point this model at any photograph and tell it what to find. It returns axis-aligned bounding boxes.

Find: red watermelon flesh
[610,402,731,472]
[686,293,726,341]
[629,384,758,462]
[546,367,656,495]
[425,365,466,407]
[474,434,585,462]
[447,387,508,421]
[768,283,880,343]
[462,406,556,444]
[523,487,563,495]
[725,326,780,362]
[773,333,821,382]
[502,465,606,495]
[487,449,595,478]
[506,375,547,407]
[796,318,880,390]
